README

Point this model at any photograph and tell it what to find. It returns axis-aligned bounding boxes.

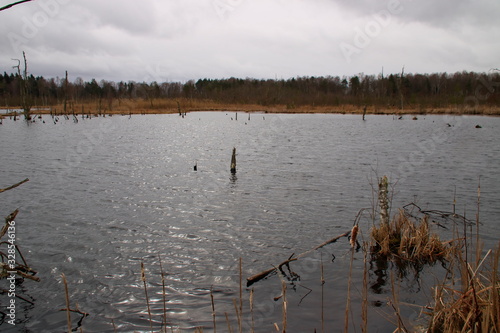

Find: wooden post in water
[230,147,237,174]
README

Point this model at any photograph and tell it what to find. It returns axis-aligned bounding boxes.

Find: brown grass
[370,209,449,264]
[427,236,499,332]
[9,98,500,116]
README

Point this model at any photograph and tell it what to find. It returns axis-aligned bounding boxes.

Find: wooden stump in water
[230,147,236,174]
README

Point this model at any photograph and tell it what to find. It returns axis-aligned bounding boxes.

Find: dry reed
[320,254,325,333]
[158,254,168,332]
[210,287,217,333]
[141,261,154,333]
[427,240,499,332]
[62,273,72,333]
[361,242,368,333]
[370,209,448,265]
[249,288,255,333]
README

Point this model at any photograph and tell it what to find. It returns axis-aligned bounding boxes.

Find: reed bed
[370,209,449,265]
[17,99,500,117]
[426,236,500,332]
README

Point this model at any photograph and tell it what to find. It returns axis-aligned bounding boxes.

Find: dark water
[1,112,499,332]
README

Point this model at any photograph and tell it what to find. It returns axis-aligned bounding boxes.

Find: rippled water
[1,112,499,332]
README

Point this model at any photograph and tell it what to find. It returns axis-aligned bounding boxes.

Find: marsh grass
[370,209,449,267]
[427,233,500,332]
[369,178,499,332]
[20,99,500,117]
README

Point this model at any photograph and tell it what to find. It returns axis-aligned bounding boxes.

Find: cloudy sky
[1,0,499,83]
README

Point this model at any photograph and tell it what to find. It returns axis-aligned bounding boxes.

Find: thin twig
[62,273,72,333]
[1,209,19,239]
[321,253,325,333]
[250,288,255,333]
[211,286,217,333]
[158,254,168,332]
[0,288,34,304]
[225,312,233,333]
[343,247,355,333]
[141,261,154,333]
[239,257,243,333]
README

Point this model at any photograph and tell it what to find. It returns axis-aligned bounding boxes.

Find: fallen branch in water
[0,288,34,304]
[0,209,19,239]
[246,231,350,286]
[247,255,298,287]
[0,178,29,193]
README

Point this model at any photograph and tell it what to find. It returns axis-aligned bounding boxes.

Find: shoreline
[1,101,499,117]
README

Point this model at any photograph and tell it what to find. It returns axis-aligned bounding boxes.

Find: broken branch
[0,178,29,193]
[246,231,351,286]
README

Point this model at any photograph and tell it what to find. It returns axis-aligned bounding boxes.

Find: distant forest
[1,70,499,111]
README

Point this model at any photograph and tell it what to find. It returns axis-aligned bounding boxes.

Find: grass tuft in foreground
[370,209,449,265]
[426,237,499,332]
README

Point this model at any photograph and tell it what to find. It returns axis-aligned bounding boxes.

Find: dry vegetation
[370,210,449,265]
[11,99,500,116]
[428,242,500,332]
[2,70,499,119]
[370,176,499,333]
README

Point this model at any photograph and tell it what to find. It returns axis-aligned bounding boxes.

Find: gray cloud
[0,0,498,82]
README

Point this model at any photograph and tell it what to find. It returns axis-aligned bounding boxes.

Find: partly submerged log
[247,256,297,287]
[0,178,29,193]
[246,230,350,286]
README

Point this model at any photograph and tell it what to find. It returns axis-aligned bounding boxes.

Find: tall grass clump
[370,209,449,264]
[427,243,499,332]
[370,177,499,332]
[370,176,449,268]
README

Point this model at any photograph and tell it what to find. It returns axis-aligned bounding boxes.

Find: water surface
[1,112,499,332]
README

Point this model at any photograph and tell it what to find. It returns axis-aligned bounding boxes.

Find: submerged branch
[0,178,29,193]
[246,231,351,286]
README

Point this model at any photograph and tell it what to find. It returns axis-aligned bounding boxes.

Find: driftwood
[0,209,19,239]
[246,231,350,286]
[0,178,29,193]
[0,178,39,284]
[247,255,298,287]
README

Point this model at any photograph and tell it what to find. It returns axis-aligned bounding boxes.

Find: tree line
[1,70,499,111]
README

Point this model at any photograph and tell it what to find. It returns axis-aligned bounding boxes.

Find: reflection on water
[0,113,499,332]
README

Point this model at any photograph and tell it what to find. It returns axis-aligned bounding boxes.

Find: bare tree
[0,0,33,12]
[12,51,32,120]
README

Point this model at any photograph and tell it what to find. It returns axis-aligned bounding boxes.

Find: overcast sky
[1,0,499,83]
